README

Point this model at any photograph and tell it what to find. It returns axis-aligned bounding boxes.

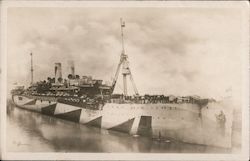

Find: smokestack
[55,62,62,83]
[68,60,75,77]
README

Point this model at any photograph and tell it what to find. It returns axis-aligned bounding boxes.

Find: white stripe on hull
[79,108,102,124]
[12,95,56,112]
[54,103,81,115]
[101,103,137,129]
[13,95,33,106]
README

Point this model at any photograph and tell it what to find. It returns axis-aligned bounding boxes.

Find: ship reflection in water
[7,103,231,153]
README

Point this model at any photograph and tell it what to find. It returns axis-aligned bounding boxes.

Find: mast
[120,18,125,54]
[111,18,139,96]
[30,52,34,85]
[120,18,128,96]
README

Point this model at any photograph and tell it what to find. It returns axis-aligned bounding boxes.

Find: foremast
[111,18,139,96]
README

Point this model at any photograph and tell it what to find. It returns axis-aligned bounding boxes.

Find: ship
[11,18,234,148]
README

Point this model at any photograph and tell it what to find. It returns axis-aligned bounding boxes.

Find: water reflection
[7,103,231,153]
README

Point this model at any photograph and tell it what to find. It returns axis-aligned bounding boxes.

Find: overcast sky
[7,7,245,101]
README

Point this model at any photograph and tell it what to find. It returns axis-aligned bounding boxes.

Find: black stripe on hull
[137,116,152,137]
[55,109,82,123]
[24,99,37,105]
[108,118,135,134]
[85,116,102,128]
[41,104,57,116]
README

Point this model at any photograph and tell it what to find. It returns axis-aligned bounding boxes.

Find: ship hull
[11,94,233,148]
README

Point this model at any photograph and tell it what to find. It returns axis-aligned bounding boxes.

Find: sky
[7,7,245,101]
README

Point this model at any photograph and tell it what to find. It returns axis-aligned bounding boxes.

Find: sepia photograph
[1,1,249,160]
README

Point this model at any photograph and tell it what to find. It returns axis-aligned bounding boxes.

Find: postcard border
[1,1,249,160]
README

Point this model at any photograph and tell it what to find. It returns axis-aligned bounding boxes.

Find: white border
[1,1,249,160]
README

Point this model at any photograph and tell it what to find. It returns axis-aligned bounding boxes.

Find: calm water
[7,102,231,153]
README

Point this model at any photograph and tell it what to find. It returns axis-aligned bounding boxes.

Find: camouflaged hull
[12,94,234,148]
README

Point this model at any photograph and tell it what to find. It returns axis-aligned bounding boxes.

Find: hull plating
[12,95,233,148]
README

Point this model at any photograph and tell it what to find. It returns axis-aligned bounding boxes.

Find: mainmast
[30,52,34,85]
[120,18,128,96]
[120,18,125,54]
[112,18,139,96]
